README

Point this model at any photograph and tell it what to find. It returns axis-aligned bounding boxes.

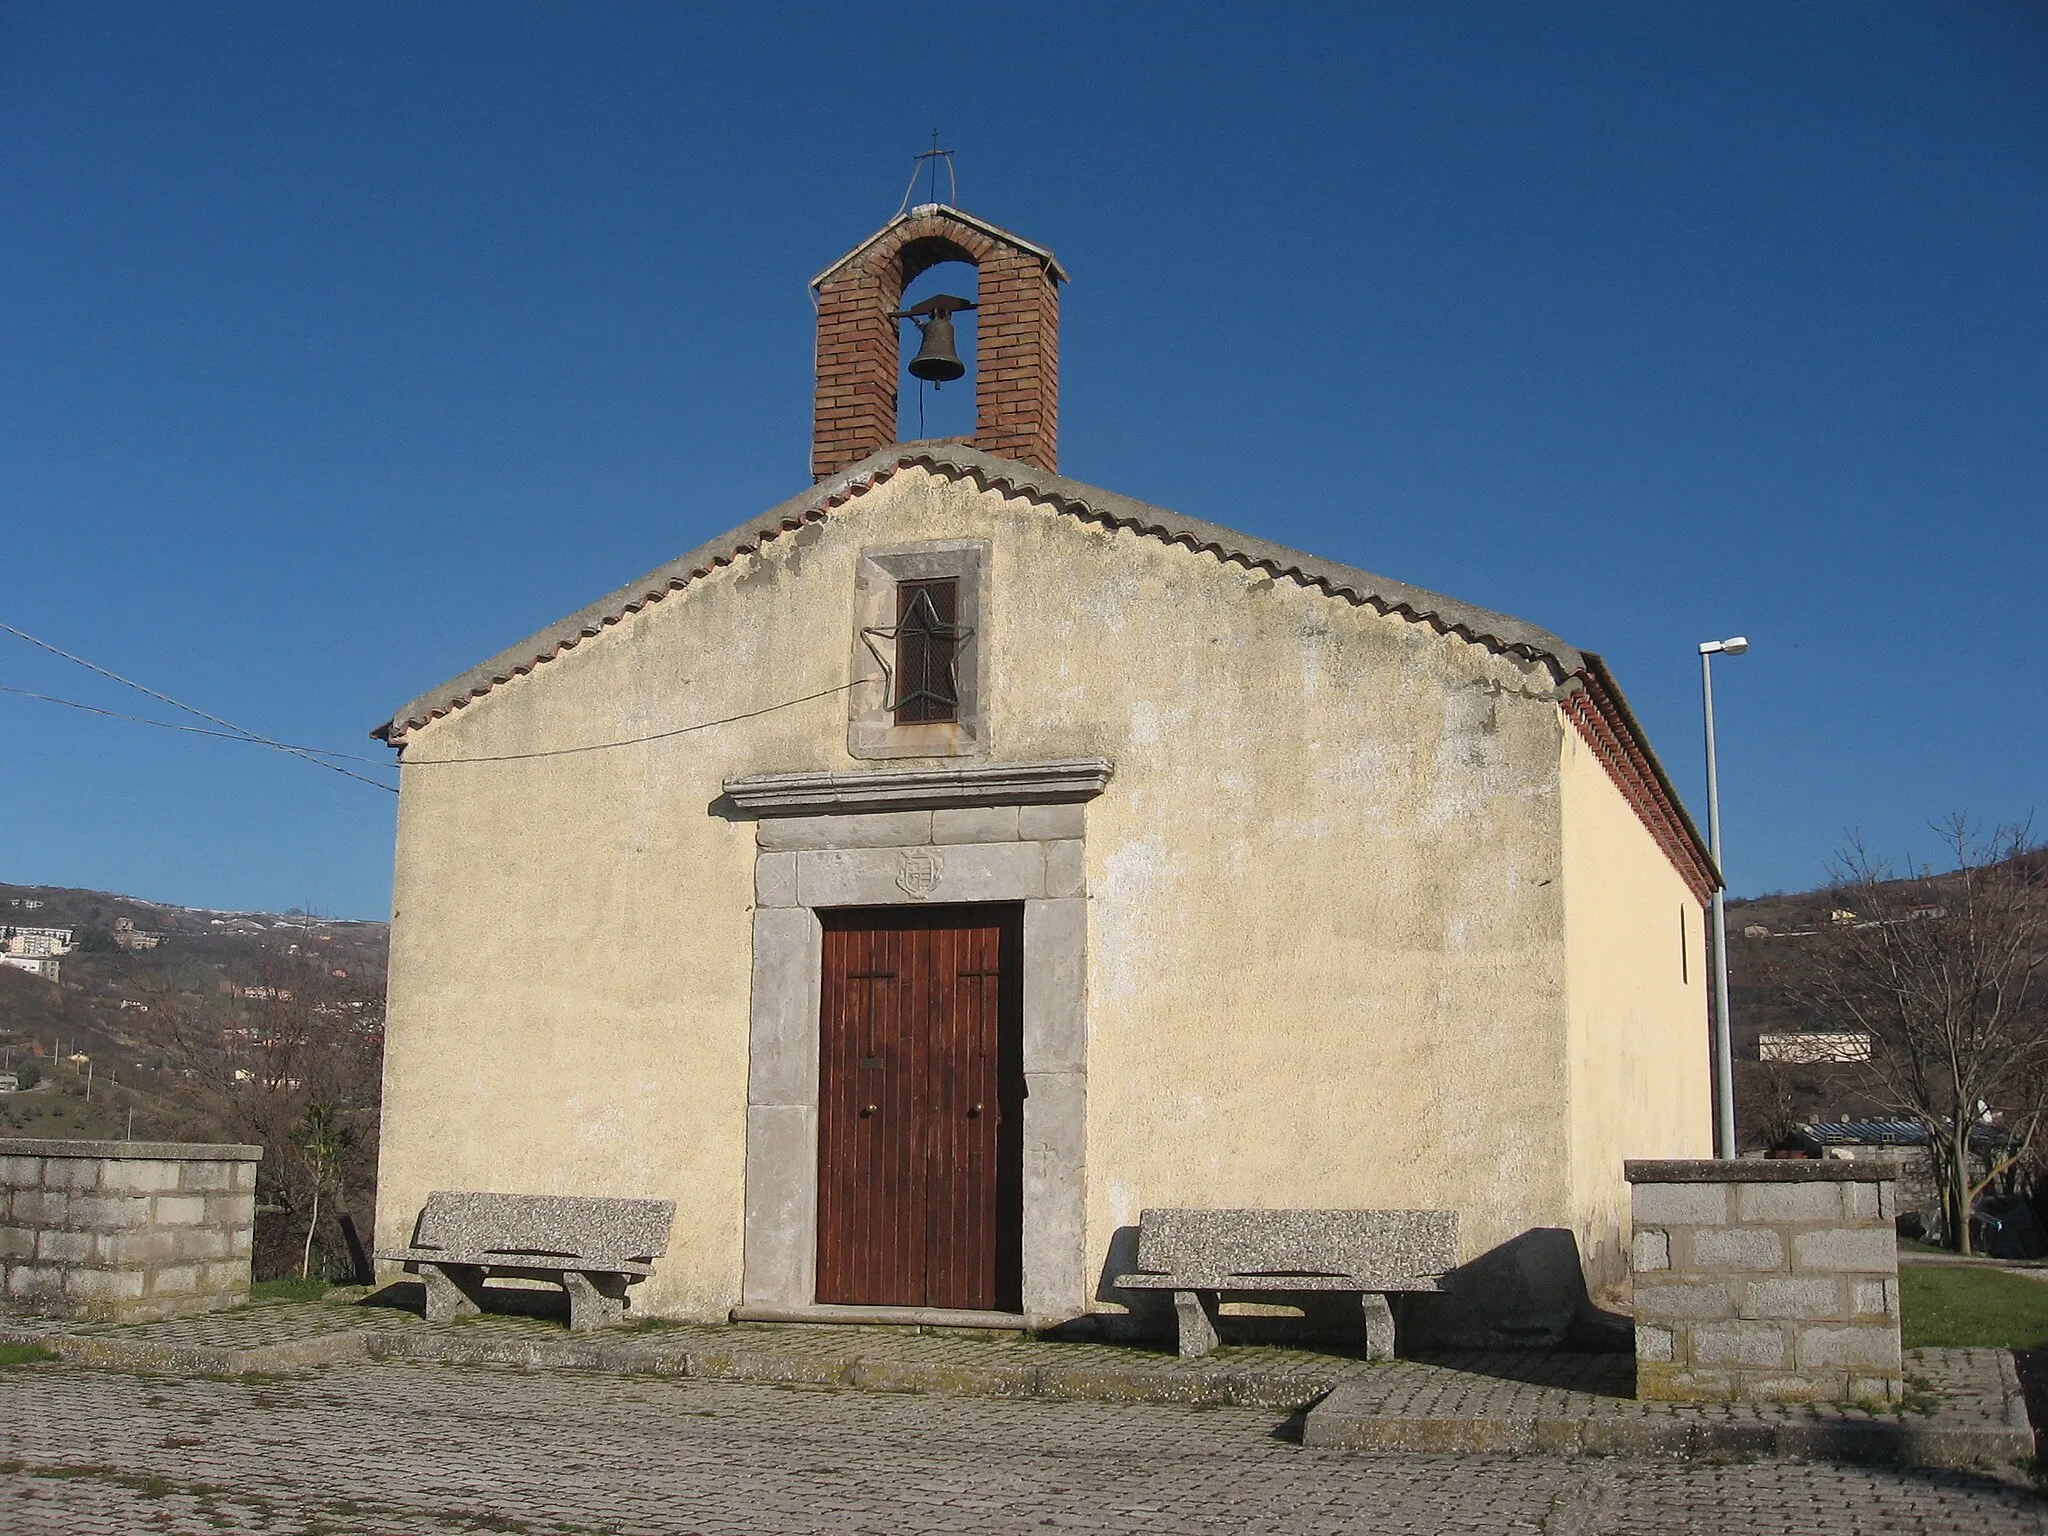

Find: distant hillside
[1722,846,2047,1146]
[0,880,387,1144]
[2,880,389,1280]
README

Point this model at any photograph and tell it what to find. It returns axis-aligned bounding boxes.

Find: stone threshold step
[8,1318,2028,1473]
[730,1303,1031,1330]
[361,1328,1338,1407]
[1303,1366,2033,1472]
[0,1322,1343,1409]
[0,1324,369,1376]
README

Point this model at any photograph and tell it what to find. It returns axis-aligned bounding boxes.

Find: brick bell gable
[810,205,1066,480]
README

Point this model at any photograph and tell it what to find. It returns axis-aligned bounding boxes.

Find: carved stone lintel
[896,847,943,898]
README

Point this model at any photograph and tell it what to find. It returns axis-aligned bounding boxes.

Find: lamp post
[1700,635,1749,1160]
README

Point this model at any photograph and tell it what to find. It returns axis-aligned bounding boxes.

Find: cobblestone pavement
[2,1359,2044,1535]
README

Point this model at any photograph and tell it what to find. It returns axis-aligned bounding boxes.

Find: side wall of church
[376,467,1584,1323]
[1558,724,1715,1304]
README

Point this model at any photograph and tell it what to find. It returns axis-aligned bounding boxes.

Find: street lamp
[1700,635,1749,1159]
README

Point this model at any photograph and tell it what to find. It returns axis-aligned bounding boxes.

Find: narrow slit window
[893,578,961,724]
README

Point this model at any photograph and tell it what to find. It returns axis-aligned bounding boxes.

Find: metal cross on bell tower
[895,130,959,216]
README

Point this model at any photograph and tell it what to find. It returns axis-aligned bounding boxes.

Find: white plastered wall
[378,467,1609,1323]
[1558,724,1715,1301]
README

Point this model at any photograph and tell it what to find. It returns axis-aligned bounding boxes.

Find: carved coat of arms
[896,847,944,898]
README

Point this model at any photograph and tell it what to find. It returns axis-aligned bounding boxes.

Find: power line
[0,682,399,793]
[0,621,395,793]
[0,683,393,763]
[3,664,883,776]
[397,679,875,766]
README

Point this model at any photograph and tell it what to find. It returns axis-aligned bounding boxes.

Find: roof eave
[372,441,1586,744]
[1576,651,1720,888]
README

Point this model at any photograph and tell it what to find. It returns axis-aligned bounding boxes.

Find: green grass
[1901,1262,2048,1349]
[249,1277,333,1304]
[0,1343,54,1367]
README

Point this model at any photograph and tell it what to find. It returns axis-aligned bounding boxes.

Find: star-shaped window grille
[862,583,974,722]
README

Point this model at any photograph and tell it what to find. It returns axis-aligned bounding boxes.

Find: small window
[892,578,961,724]
[848,539,986,760]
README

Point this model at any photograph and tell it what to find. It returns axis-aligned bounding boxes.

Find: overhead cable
[396,679,875,766]
[2,655,883,778]
[0,620,396,793]
[0,683,393,763]
[0,682,398,793]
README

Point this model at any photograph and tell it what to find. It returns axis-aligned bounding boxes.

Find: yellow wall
[378,466,1703,1325]
[1558,722,1715,1298]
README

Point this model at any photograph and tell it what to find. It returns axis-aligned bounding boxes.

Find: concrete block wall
[1,1139,262,1322]
[1626,1159,1900,1407]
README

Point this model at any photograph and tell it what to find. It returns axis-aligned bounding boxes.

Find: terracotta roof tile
[374,443,1583,742]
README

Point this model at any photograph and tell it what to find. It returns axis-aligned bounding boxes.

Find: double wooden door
[816,905,1023,1312]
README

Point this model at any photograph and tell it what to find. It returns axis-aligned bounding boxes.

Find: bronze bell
[895,294,976,385]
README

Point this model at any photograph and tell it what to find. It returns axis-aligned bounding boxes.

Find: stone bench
[377,1191,675,1332]
[1115,1207,1457,1359]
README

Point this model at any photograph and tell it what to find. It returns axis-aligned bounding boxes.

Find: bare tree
[1735,1055,1805,1151]
[1776,818,2047,1254]
[137,958,384,1280]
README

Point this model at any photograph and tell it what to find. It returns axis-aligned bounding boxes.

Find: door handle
[967,1103,984,1118]
[860,1104,878,1117]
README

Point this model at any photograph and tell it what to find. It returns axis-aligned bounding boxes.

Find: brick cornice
[1562,659,1718,904]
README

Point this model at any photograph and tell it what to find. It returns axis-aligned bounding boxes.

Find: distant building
[229,985,294,1003]
[1786,1119,2010,1240]
[110,915,163,950]
[1741,923,1771,938]
[0,1073,18,1093]
[4,927,75,956]
[0,955,61,983]
[1758,1031,1873,1065]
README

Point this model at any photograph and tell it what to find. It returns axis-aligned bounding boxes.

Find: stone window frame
[725,759,1110,1326]
[848,540,989,761]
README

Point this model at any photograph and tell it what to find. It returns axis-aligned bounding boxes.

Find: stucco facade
[373,448,1714,1342]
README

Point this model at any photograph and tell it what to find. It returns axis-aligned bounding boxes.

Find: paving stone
[1304,1347,2031,1472]
[0,1352,2041,1535]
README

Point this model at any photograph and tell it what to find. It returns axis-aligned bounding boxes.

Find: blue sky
[2,4,2042,920]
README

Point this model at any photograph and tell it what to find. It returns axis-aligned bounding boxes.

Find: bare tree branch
[1772,818,2047,1254]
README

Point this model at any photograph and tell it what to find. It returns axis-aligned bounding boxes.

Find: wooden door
[816,905,1022,1311]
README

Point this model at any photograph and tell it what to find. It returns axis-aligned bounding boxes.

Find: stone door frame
[724,759,1109,1325]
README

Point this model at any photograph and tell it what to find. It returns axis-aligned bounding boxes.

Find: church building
[371,204,1716,1342]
